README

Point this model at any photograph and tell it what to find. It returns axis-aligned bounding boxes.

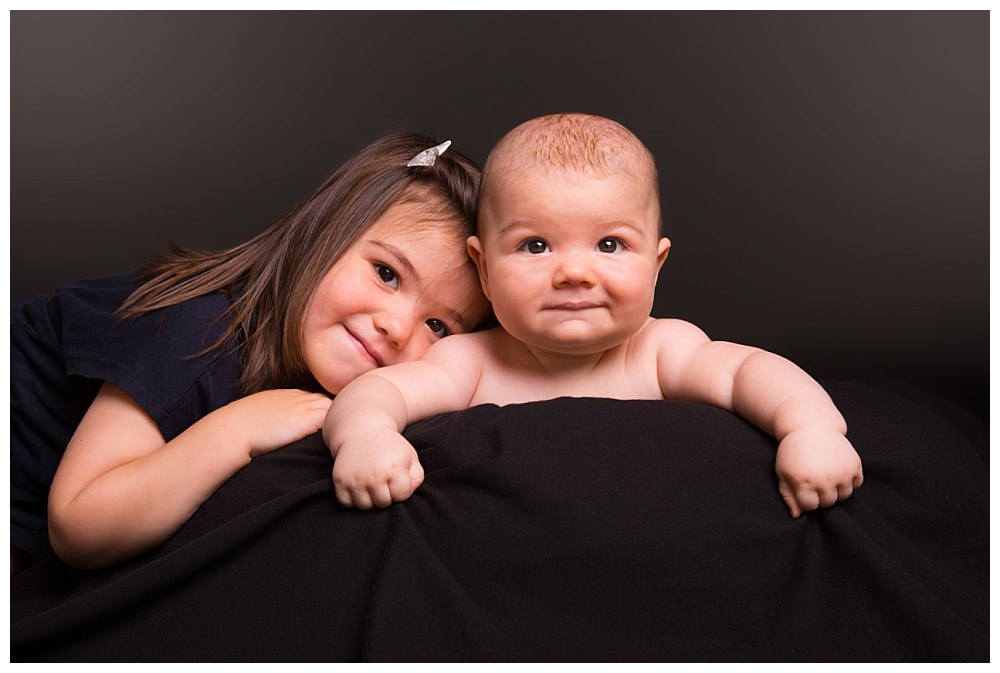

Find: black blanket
[10,380,989,661]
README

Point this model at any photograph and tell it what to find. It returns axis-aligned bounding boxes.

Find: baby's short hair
[480,113,660,226]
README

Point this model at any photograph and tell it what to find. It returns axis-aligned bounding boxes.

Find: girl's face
[302,201,490,394]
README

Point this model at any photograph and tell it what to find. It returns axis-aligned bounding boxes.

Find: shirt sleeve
[57,273,241,442]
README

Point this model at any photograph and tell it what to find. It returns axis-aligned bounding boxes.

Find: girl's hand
[775,429,863,518]
[331,430,425,509]
[49,385,332,569]
[221,389,333,459]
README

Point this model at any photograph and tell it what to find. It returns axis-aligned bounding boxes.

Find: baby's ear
[466,236,491,300]
[656,237,671,270]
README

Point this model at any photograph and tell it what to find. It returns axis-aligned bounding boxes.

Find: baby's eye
[521,239,549,254]
[426,318,449,339]
[374,263,399,289]
[597,238,622,253]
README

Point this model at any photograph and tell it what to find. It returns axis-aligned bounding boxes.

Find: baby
[324,113,863,518]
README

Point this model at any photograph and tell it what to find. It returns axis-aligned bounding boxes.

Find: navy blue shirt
[11,273,242,558]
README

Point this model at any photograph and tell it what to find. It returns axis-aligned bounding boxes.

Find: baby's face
[470,168,669,356]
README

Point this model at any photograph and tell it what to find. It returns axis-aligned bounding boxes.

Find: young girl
[11,134,491,573]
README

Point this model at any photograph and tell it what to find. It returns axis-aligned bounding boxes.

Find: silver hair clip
[406,140,452,167]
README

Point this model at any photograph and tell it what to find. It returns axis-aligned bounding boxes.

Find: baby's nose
[553,251,596,286]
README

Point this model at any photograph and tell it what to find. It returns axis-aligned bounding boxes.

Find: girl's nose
[373,305,417,353]
[552,251,596,287]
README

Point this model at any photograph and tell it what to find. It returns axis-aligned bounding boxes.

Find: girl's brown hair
[118,133,481,395]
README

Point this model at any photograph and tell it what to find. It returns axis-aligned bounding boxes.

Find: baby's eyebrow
[611,220,652,237]
[498,219,650,237]
[496,220,537,236]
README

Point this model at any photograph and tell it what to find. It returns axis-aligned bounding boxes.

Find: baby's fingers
[781,480,859,519]
[778,481,808,519]
[336,476,410,509]
[836,481,856,502]
[817,485,844,509]
[410,459,425,492]
[333,483,356,508]
[369,482,395,509]
[386,470,415,504]
[333,483,371,509]
[350,488,376,510]
[781,494,802,519]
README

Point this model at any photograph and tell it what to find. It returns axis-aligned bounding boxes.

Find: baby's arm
[323,336,481,509]
[655,320,863,518]
[48,384,331,569]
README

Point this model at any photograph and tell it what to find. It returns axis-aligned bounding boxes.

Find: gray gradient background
[10,11,988,416]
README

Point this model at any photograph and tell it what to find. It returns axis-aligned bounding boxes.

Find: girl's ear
[466,236,491,300]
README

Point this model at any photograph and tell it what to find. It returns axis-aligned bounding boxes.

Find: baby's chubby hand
[331,430,425,510]
[775,428,863,519]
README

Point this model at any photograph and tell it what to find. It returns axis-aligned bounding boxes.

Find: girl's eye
[521,239,549,254]
[426,318,449,339]
[374,263,399,289]
[597,238,622,253]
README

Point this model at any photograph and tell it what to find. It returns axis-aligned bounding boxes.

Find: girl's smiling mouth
[344,326,383,366]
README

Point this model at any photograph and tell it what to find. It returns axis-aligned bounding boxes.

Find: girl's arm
[655,320,862,518]
[48,382,331,569]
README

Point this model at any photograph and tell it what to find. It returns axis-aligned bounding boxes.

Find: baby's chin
[522,331,630,358]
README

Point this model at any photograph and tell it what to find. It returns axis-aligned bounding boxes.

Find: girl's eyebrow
[370,241,418,279]
[447,308,471,334]
[370,240,470,333]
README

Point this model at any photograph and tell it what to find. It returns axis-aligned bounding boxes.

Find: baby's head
[478,113,661,236]
[470,114,670,355]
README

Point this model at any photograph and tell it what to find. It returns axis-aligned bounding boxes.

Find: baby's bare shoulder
[426,328,504,363]
[635,317,711,350]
